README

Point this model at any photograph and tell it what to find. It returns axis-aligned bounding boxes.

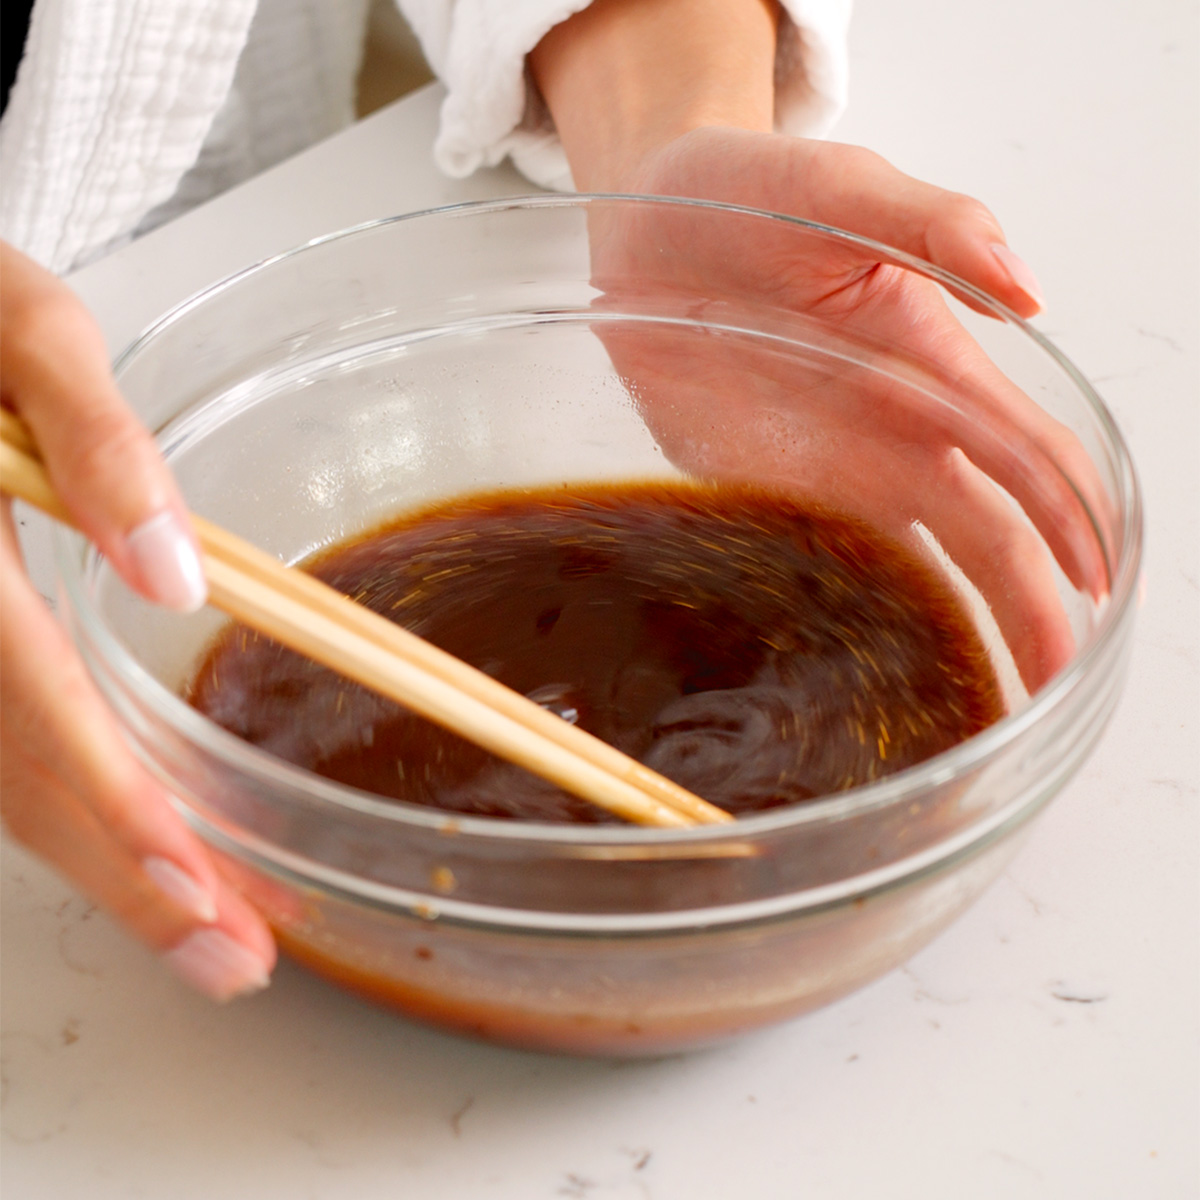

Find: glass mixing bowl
[56,196,1141,1055]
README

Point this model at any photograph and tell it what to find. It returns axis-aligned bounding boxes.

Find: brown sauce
[187,482,1004,822]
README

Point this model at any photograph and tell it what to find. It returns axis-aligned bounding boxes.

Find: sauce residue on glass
[187,481,1004,822]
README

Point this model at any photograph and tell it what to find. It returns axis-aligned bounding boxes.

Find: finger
[905,448,1076,692]
[0,242,205,612]
[793,140,1046,317]
[602,307,1111,602]
[1,753,274,1000]
[766,440,1076,693]
[930,367,1116,601]
[750,135,1045,317]
[1,514,210,882]
[2,513,273,998]
[599,332,1075,690]
[771,444,1075,694]
[848,274,1114,598]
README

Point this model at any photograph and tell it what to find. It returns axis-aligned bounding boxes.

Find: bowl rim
[55,192,1144,852]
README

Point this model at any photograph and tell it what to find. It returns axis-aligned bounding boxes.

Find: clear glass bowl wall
[57,197,1140,1053]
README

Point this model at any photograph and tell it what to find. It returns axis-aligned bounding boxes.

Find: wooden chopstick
[0,412,733,829]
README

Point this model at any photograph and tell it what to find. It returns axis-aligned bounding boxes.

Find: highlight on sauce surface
[186,481,1005,823]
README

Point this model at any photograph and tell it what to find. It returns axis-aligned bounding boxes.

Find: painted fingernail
[127,511,207,612]
[990,243,1046,311]
[142,856,218,923]
[164,928,271,1002]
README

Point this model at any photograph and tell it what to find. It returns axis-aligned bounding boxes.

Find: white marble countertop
[2,2,1196,1197]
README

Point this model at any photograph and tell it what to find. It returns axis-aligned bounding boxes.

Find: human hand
[1,241,275,999]
[531,1,1110,693]
[582,129,1112,692]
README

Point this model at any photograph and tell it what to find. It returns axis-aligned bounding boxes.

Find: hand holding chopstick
[0,410,732,829]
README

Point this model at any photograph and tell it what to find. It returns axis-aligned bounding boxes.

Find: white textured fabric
[0,0,370,273]
[776,0,854,137]
[398,0,854,191]
[0,0,258,273]
[0,0,851,274]
[138,0,371,237]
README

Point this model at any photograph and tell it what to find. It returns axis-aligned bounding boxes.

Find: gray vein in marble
[621,1147,652,1172]
[55,906,108,979]
[1135,326,1185,353]
[1051,989,1109,1004]
[1004,874,1050,917]
[985,1149,1044,1180]
[449,1094,475,1138]
[558,1172,598,1197]
[2,1120,69,1146]
[0,1031,73,1146]
[1091,367,1150,384]
[1148,777,1198,796]
[900,966,970,1007]
[289,1127,356,1172]
[550,1146,660,1199]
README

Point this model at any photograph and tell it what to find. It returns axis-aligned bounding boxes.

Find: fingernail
[127,511,207,612]
[990,243,1046,311]
[142,856,218,923]
[164,928,271,1002]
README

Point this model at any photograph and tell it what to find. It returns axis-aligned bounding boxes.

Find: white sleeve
[395,0,853,192]
[0,0,258,273]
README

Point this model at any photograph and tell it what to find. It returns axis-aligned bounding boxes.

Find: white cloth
[1,0,257,273]
[0,0,369,272]
[0,0,852,275]
[403,0,853,191]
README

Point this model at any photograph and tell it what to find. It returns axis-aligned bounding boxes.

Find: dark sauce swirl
[188,482,1004,823]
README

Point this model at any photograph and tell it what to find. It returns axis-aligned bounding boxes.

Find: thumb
[792,140,1046,317]
[659,129,1047,318]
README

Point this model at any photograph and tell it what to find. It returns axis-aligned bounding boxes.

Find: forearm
[529,0,779,191]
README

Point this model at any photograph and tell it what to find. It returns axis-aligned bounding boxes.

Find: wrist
[530,0,779,192]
